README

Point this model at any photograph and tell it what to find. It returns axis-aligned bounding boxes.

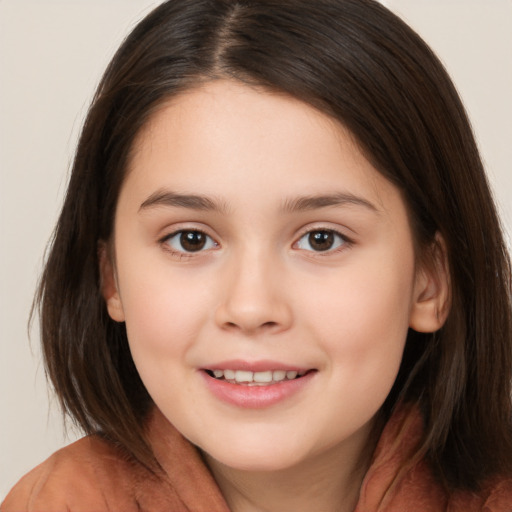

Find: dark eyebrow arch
[281,193,380,214]
[139,190,228,213]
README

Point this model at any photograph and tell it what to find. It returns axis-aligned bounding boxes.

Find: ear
[409,233,451,333]
[98,241,125,322]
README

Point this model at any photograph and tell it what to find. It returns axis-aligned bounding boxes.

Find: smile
[205,369,307,385]
[201,367,316,408]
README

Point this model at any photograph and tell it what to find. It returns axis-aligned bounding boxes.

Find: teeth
[234,370,253,383]
[209,368,306,384]
[254,371,272,383]
[223,369,236,380]
[273,370,286,382]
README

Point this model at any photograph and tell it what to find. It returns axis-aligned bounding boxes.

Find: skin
[101,80,448,512]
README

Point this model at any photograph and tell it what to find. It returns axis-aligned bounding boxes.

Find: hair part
[35,0,512,489]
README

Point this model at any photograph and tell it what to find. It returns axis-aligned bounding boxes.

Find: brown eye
[181,231,207,251]
[309,231,334,251]
[164,230,216,253]
[296,229,346,252]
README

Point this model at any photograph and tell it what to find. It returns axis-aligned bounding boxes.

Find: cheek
[302,253,414,379]
[117,260,214,358]
[117,265,215,412]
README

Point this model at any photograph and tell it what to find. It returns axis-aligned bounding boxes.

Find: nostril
[222,320,279,331]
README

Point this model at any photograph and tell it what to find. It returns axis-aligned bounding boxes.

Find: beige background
[1,0,511,499]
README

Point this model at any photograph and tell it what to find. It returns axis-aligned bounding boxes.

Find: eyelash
[159,227,353,257]
[294,228,353,255]
[160,229,218,257]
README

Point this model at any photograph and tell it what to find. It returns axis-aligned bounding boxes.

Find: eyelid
[156,223,354,257]
[293,226,354,254]
[159,227,219,256]
[157,220,217,243]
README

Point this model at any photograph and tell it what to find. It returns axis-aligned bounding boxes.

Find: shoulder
[485,477,512,510]
[358,404,512,511]
[450,475,512,512]
[1,435,184,512]
[1,436,141,511]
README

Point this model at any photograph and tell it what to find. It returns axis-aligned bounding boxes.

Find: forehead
[122,79,400,216]
[130,80,351,170]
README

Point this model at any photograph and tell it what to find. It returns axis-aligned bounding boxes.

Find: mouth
[203,368,314,386]
[201,364,317,408]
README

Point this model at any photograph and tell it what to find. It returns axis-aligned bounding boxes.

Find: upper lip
[200,359,313,372]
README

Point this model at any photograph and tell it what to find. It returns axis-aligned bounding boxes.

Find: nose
[214,250,293,335]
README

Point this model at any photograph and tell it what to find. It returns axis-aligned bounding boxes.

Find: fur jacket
[3,405,512,511]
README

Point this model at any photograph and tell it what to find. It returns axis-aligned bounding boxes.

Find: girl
[3,0,512,510]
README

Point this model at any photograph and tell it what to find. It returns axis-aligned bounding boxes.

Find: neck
[203,418,380,512]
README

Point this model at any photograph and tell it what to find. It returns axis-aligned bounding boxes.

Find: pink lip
[200,364,317,409]
[202,359,309,372]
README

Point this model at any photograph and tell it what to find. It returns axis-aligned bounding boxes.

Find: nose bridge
[215,243,292,334]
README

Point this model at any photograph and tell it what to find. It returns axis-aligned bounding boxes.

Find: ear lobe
[98,242,125,322]
[409,234,451,333]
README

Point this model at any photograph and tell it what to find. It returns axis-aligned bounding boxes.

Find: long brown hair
[35,0,512,490]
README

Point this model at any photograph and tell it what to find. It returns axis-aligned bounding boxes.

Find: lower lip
[200,371,316,409]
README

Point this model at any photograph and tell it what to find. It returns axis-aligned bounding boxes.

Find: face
[103,80,444,473]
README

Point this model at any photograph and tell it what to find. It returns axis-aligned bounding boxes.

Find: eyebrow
[139,190,228,213]
[281,192,379,214]
[139,189,379,215]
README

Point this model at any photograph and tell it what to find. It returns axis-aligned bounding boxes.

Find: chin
[203,442,305,473]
